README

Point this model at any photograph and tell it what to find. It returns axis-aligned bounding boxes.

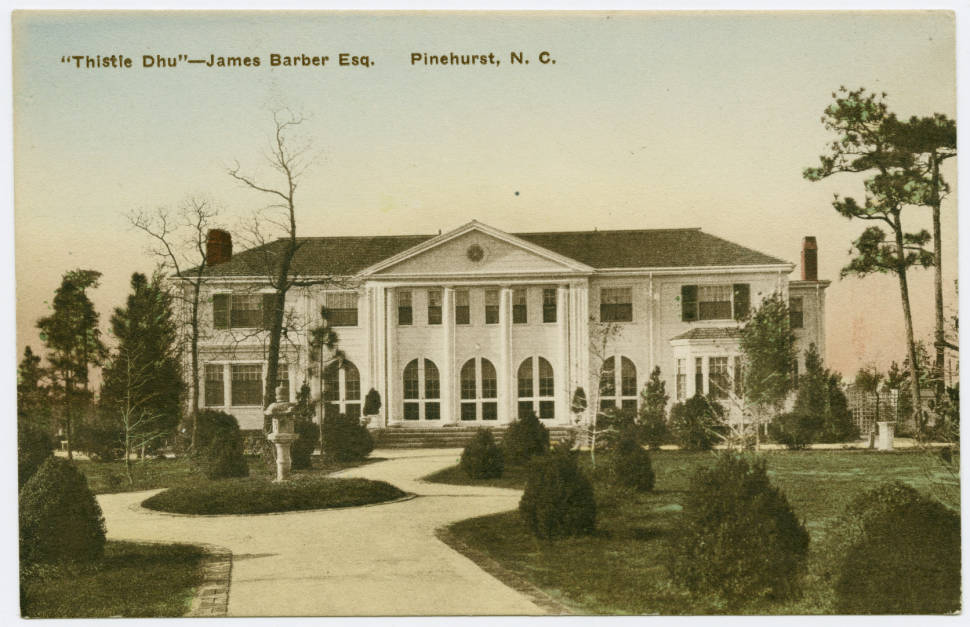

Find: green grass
[77,455,377,494]
[21,541,206,618]
[142,476,407,515]
[433,449,960,615]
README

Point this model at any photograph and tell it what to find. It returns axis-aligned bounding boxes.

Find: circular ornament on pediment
[466,244,485,262]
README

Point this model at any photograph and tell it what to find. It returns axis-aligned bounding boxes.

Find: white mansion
[183,221,828,431]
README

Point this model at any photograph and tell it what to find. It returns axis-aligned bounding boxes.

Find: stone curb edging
[186,543,233,618]
[434,526,573,616]
[129,491,418,518]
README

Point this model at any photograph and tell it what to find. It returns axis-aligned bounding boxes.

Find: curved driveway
[96,449,546,616]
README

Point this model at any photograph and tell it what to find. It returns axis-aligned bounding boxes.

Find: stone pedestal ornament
[265,384,299,482]
[876,421,895,451]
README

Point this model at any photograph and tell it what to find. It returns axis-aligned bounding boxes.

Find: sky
[12,10,958,380]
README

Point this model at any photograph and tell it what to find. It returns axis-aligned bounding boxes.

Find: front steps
[372,425,577,449]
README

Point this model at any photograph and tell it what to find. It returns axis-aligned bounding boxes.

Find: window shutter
[212,293,229,329]
[681,285,697,321]
[733,284,750,320]
[262,293,276,329]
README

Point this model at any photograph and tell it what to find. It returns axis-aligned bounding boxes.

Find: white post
[557,284,570,424]
[442,286,456,424]
[499,286,513,423]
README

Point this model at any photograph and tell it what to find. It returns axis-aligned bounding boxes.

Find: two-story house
[178,221,827,431]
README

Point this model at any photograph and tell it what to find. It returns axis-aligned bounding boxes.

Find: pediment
[361,222,591,277]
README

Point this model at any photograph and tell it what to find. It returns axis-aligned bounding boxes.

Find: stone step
[372,426,575,449]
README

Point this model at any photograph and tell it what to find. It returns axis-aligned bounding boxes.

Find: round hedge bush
[18,424,53,488]
[195,410,248,479]
[460,429,504,479]
[767,411,822,450]
[518,447,596,539]
[610,432,655,492]
[20,457,106,564]
[142,477,406,515]
[504,410,549,466]
[666,453,809,604]
[669,394,726,451]
[322,410,374,462]
[291,420,320,470]
[833,481,960,614]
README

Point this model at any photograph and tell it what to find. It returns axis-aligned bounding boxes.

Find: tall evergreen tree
[638,366,669,450]
[100,272,183,459]
[794,344,856,442]
[36,270,107,460]
[17,346,52,432]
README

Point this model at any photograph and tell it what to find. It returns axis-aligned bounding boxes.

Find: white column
[557,284,570,424]
[373,286,387,427]
[499,286,513,423]
[387,288,400,425]
[442,286,456,424]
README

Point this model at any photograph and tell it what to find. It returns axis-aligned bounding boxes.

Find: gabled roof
[188,225,788,278]
[670,327,742,341]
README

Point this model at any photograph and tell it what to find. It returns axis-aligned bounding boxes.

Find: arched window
[460,358,499,421]
[517,356,555,419]
[323,360,362,418]
[403,358,440,421]
[599,356,638,412]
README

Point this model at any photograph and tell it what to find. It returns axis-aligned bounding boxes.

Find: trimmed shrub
[504,410,550,466]
[195,409,248,479]
[19,457,106,564]
[18,424,53,488]
[460,429,504,479]
[639,365,670,450]
[666,453,809,603]
[610,431,655,492]
[518,447,596,539]
[669,394,726,451]
[833,482,960,614]
[597,407,637,450]
[767,411,822,450]
[291,420,320,470]
[321,410,374,463]
[363,388,382,417]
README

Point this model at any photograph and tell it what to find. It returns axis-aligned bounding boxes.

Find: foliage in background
[503,409,550,466]
[669,394,726,451]
[363,388,382,417]
[18,346,54,434]
[518,445,596,539]
[793,344,857,442]
[638,366,669,450]
[666,453,809,605]
[194,409,249,479]
[832,481,960,614]
[767,412,821,450]
[290,382,319,470]
[460,429,505,480]
[18,423,54,488]
[321,407,373,463]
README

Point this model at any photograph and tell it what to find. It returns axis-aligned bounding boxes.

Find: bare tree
[129,197,217,449]
[579,318,623,467]
[228,110,352,414]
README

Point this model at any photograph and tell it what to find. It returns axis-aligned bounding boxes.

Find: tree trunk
[931,152,946,406]
[893,223,925,439]
[189,280,201,450]
[64,374,73,461]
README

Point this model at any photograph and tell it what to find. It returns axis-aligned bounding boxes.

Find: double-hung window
[542,288,557,323]
[231,364,262,406]
[398,290,413,326]
[789,297,804,329]
[681,284,750,321]
[204,364,224,406]
[427,290,442,325]
[213,292,274,329]
[512,289,527,324]
[600,287,633,322]
[708,356,729,399]
[484,289,499,324]
[325,292,358,327]
[455,289,470,325]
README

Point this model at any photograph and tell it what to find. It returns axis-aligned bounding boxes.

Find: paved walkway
[96,449,546,616]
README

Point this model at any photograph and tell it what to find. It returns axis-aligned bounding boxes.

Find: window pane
[512,289,527,324]
[482,402,498,421]
[326,293,358,327]
[695,357,704,396]
[428,290,442,325]
[698,285,732,320]
[460,360,477,399]
[404,402,419,420]
[344,362,361,400]
[709,356,729,400]
[345,403,361,420]
[204,364,224,406]
[323,362,341,401]
[480,359,497,398]
[230,294,262,328]
[277,366,289,402]
[403,360,419,399]
[539,400,555,419]
[538,358,554,397]
[542,288,557,323]
[621,357,637,397]
[425,402,440,420]
[424,360,440,399]
[484,289,499,324]
[461,403,477,421]
[231,364,262,406]
[600,356,616,397]
[789,297,804,329]
[621,399,638,412]
[734,356,744,397]
[398,291,413,326]
[518,401,533,419]
[676,358,686,401]
[517,358,533,398]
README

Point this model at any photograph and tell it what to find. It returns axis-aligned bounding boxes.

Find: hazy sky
[13,10,957,379]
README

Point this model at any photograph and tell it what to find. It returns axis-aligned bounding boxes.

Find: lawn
[432,449,960,615]
[142,476,407,515]
[21,541,206,618]
[77,454,378,494]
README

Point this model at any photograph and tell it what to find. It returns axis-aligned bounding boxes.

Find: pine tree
[36,270,107,460]
[100,272,183,465]
[794,344,856,442]
[18,346,52,433]
[638,366,669,450]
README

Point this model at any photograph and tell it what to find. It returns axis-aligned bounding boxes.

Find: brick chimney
[801,236,818,281]
[206,229,232,266]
